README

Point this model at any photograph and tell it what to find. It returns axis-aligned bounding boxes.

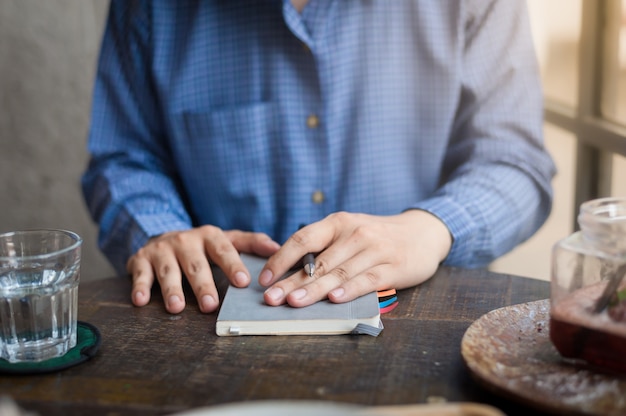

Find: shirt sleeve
[412,0,556,267]
[81,0,192,275]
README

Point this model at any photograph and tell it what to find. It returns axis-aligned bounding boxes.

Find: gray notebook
[216,253,382,336]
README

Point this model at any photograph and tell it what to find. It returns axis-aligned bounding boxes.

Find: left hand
[259,210,452,307]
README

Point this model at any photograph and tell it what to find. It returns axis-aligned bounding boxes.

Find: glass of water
[0,229,81,363]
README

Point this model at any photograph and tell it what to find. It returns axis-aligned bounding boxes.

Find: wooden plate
[461,299,626,415]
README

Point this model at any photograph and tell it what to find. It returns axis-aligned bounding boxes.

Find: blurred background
[0,1,113,281]
[0,0,625,283]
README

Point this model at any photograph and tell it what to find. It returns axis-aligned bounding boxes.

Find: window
[539,0,626,212]
[529,0,582,108]
[601,0,626,125]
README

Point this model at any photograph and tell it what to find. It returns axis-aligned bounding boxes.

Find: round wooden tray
[461,299,626,415]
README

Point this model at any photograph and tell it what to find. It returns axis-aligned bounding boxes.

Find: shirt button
[306,114,320,129]
[302,43,311,53]
[311,190,325,204]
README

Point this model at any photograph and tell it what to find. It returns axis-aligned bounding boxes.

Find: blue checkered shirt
[82,0,555,275]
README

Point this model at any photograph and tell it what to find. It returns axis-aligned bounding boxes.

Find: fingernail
[259,269,273,286]
[133,291,147,305]
[330,287,345,299]
[264,287,284,302]
[234,271,249,286]
[290,288,307,300]
[201,295,217,311]
[168,295,183,309]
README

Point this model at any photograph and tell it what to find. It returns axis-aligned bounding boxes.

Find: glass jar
[551,197,626,372]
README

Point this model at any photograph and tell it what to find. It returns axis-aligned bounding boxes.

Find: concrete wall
[0,0,113,281]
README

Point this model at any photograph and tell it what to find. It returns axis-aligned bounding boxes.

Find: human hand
[126,226,281,314]
[259,210,452,307]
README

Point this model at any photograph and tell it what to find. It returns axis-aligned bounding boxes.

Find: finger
[286,252,379,307]
[151,248,186,314]
[204,229,251,288]
[175,248,219,313]
[226,230,281,257]
[260,223,331,286]
[266,241,385,307]
[128,254,154,307]
[263,269,311,306]
[327,265,388,304]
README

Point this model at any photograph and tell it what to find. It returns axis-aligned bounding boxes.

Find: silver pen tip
[304,264,315,277]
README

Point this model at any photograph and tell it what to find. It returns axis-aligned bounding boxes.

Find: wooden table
[1,267,551,416]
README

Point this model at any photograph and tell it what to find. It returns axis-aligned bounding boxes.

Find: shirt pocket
[171,102,279,227]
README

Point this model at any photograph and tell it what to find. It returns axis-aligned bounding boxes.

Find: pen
[298,223,316,277]
[303,252,315,277]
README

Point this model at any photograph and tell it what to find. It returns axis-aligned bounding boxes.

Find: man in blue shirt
[83,0,555,314]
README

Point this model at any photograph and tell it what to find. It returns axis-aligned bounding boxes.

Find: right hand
[126,226,281,314]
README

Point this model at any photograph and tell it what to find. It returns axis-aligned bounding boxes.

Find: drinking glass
[0,229,81,363]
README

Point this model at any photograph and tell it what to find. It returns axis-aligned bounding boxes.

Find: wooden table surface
[1,267,551,416]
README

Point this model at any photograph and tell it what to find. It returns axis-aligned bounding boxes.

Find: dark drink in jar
[550,282,626,372]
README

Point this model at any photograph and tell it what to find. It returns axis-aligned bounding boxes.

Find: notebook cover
[216,254,381,336]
